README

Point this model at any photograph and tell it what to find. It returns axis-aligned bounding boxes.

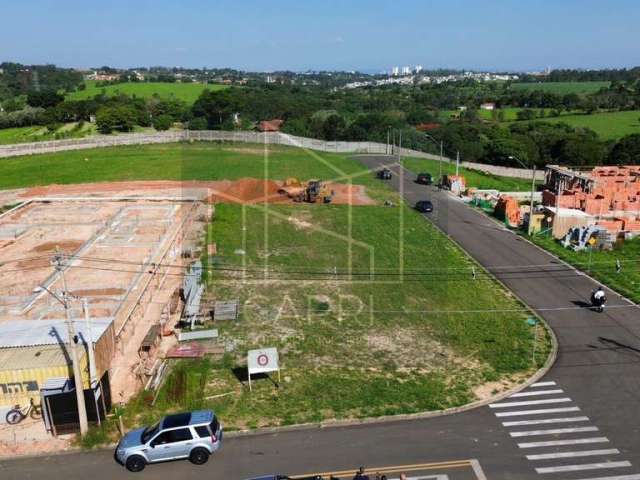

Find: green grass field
[402,156,535,192]
[66,80,228,103]
[0,142,535,195]
[110,192,548,436]
[0,123,96,145]
[510,81,610,95]
[524,110,640,140]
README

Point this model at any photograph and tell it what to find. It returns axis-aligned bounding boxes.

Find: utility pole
[53,254,89,436]
[528,165,537,236]
[83,299,101,426]
[439,140,444,184]
[455,151,460,177]
[386,128,390,155]
[398,130,402,162]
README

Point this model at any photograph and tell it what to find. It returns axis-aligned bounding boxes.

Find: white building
[415,65,423,74]
[391,66,399,76]
[401,66,411,76]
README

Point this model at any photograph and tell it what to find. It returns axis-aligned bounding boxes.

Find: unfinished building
[0,198,203,426]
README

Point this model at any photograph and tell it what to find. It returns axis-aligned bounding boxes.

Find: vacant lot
[119,199,548,433]
[67,80,228,103]
[510,81,610,95]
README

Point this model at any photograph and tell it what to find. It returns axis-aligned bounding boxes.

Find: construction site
[0,194,207,449]
[0,175,375,453]
[541,165,640,249]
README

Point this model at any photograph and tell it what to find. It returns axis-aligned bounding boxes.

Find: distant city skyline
[1,0,639,72]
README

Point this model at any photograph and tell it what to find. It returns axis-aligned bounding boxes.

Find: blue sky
[2,0,639,72]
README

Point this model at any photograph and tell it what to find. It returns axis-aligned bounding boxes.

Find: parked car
[415,200,434,213]
[416,172,433,185]
[377,168,392,180]
[115,410,222,472]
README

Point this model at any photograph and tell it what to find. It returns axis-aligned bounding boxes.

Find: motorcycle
[591,292,607,313]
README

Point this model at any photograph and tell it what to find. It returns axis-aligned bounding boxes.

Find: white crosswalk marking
[489,397,571,408]
[503,416,589,427]
[526,449,620,460]
[518,437,609,448]
[530,381,557,387]
[495,406,580,417]
[510,426,599,437]
[492,381,639,478]
[510,389,564,398]
[535,460,631,474]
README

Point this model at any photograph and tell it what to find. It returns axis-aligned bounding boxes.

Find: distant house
[480,102,496,111]
[257,119,284,132]
[84,71,121,82]
[416,122,441,131]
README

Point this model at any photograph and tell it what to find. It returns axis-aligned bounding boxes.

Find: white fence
[0,130,542,180]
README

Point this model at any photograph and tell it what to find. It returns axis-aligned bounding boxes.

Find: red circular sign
[257,354,269,367]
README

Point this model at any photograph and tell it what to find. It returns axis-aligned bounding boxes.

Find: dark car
[377,168,392,180]
[415,200,434,213]
[416,172,433,185]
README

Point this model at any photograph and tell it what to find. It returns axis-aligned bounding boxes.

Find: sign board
[247,348,280,391]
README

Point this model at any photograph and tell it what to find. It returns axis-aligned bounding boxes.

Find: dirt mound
[209,178,288,204]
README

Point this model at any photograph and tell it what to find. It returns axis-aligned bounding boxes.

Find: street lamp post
[45,254,90,436]
[421,132,444,184]
[508,155,537,236]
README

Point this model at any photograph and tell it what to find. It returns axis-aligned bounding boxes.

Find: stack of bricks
[544,166,640,235]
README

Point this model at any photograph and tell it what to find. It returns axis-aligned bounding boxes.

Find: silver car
[115,410,223,472]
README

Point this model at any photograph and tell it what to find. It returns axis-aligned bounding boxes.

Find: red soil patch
[31,240,83,253]
[71,288,126,297]
[20,180,375,205]
[208,178,288,204]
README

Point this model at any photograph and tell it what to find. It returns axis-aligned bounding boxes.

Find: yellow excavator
[280,178,333,203]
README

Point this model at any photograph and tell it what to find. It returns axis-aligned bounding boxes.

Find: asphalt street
[3,155,640,480]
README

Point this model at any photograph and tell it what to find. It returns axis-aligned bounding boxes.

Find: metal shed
[0,318,115,413]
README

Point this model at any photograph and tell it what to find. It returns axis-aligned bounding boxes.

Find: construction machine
[279,178,333,203]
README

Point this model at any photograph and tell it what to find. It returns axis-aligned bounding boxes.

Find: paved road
[3,155,640,480]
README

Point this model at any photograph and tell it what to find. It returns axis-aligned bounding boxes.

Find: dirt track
[18,178,376,205]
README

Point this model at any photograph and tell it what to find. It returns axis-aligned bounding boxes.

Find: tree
[321,114,346,140]
[95,105,136,134]
[516,109,537,121]
[153,114,173,131]
[553,134,605,166]
[609,134,640,165]
[26,88,64,108]
[188,117,208,130]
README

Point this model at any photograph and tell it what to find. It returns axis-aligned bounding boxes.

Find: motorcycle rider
[591,286,607,312]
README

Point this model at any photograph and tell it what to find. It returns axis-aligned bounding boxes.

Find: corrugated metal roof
[0,344,83,370]
[0,318,112,348]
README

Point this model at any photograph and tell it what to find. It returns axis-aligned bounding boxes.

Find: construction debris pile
[543,165,640,247]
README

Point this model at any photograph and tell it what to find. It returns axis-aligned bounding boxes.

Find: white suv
[115,410,223,472]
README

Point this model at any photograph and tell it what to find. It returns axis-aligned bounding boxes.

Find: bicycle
[5,398,42,424]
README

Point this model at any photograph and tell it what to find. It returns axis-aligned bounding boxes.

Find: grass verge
[401,156,536,192]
